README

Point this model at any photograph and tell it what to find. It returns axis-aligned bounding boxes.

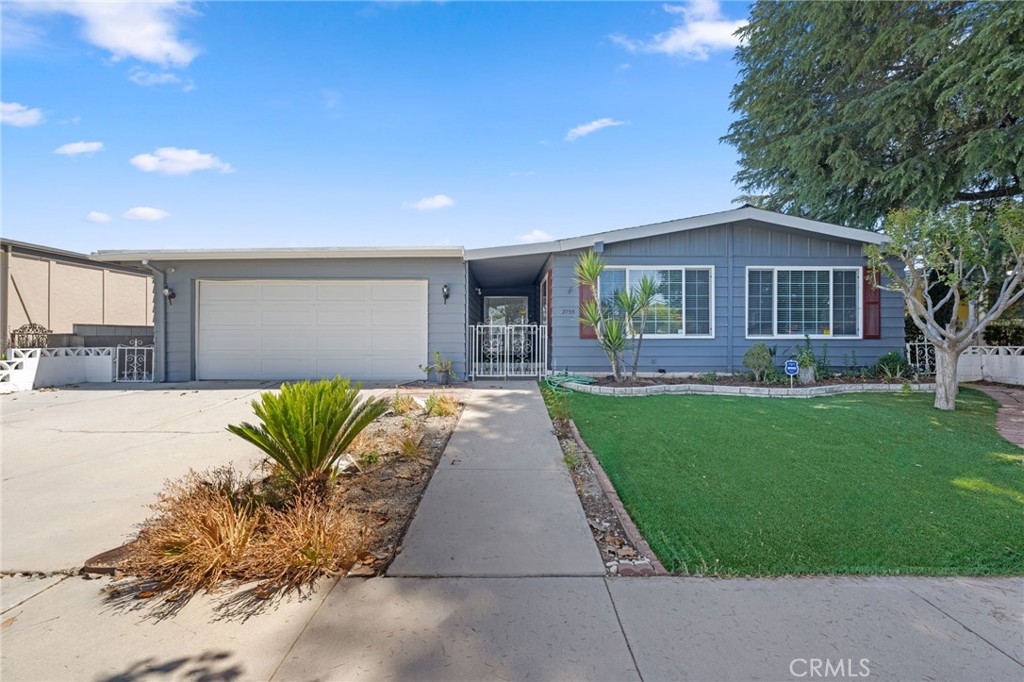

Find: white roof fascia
[92,246,465,262]
[465,206,886,260]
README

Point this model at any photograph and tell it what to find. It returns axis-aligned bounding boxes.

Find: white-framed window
[746,266,862,339]
[598,266,715,338]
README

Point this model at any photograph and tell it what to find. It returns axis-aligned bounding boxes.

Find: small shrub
[391,393,418,415]
[246,494,361,592]
[227,377,388,485]
[698,372,718,383]
[872,351,910,380]
[123,471,262,598]
[743,343,777,383]
[425,392,459,417]
[398,435,424,458]
[564,452,580,469]
[401,416,416,431]
[122,469,362,600]
[359,450,381,467]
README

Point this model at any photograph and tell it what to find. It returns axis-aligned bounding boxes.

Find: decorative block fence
[956,346,1024,385]
[907,342,1024,386]
[0,344,153,394]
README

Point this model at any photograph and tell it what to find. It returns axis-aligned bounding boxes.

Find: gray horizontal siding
[154,257,466,382]
[550,221,904,375]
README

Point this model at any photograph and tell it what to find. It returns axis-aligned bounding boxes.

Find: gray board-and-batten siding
[547,219,904,375]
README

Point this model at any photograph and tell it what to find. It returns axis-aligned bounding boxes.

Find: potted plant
[793,338,818,385]
[420,352,454,385]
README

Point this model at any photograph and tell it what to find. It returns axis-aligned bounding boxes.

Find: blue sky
[2,1,751,253]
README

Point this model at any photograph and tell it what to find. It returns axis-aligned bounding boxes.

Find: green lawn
[568,389,1024,576]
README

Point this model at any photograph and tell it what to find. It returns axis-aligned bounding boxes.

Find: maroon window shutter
[863,268,881,339]
[579,284,597,339]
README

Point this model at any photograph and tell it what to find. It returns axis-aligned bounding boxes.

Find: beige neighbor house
[0,239,153,352]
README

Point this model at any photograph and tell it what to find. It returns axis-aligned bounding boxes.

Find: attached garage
[91,247,467,383]
[197,280,428,380]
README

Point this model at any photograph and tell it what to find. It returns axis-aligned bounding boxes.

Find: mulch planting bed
[553,422,663,577]
[592,374,910,388]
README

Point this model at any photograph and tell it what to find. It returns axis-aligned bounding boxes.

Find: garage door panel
[201,331,261,352]
[369,357,422,378]
[200,307,261,327]
[371,308,422,326]
[198,280,427,380]
[317,284,370,300]
[372,283,424,301]
[262,332,315,352]
[316,330,370,353]
[202,284,259,302]
[261,355,317,378]
[199,354,260,379]
[316,306,371,326]
[262,308,316,326]
[316,357,372,377]
[371,331,427,352]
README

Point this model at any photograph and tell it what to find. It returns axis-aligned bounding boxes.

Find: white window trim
[599,265,716,339]
[744,266,863,340]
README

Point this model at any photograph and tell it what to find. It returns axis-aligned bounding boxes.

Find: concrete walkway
[971,383,1024,447]
[389,382,604,577]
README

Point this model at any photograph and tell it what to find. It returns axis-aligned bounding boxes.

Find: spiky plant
[227,378,388,485]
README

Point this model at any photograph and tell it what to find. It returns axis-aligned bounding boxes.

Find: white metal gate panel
[469,324,547,379]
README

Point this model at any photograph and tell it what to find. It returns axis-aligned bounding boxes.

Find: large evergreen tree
[724,1,1024,230]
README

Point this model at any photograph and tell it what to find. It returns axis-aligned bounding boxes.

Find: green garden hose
[542,372,596,394]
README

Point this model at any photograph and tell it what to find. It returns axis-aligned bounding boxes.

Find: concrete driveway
[1,382,287,572]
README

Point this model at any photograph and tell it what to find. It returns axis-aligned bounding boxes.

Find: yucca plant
[227,378,388,485]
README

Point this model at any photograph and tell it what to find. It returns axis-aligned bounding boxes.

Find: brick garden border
[566,420,668,576]
[564,381,936,398]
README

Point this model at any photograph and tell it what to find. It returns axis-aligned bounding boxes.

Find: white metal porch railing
[469,324,547,379]
[906,341,937,375]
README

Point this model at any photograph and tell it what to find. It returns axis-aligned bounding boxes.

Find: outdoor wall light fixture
[162,286,176,306]
[442,284,450,304]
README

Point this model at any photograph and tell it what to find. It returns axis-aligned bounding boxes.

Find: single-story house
[1,238,153,352]
[92,206,902,382]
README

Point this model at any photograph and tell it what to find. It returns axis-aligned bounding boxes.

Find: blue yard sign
[784,360,799,376]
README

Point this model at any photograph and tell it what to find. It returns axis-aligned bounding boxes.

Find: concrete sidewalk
[388,382,604,577]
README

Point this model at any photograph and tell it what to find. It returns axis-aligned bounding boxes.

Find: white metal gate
[116,339,155,382]
[469,324,547,379]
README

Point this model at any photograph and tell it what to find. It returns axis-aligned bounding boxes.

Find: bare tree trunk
[933,346,960,411]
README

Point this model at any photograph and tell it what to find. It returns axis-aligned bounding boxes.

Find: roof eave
[92,246,466,262]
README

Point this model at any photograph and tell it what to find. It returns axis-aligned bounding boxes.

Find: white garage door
[197,280,427,380]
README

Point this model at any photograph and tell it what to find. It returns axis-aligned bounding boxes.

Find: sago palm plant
[227,377,388,485]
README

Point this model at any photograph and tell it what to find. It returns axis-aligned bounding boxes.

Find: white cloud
[123,206,169,221]
[407,194,454,211]
[128,67,195,91]
[518,229,553,244]
[565,118,625,142]
[130,147,233,175]
[611,1,746,60]
[1,101,44,127]
[54,140,104,156]
[15,1,200,67]
[85,211,111,223]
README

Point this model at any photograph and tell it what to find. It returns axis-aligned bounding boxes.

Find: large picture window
[746,267,861,338]
[598,266,714,337]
